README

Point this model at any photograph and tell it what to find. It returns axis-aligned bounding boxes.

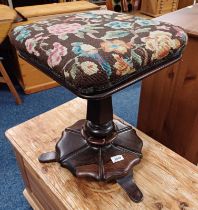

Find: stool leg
[0,61,22,105]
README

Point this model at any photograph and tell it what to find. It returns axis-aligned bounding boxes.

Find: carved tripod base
[39,119,143,203]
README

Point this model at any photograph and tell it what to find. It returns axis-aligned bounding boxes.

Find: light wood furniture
[12,1,100,94]
[138,4,198,164]
[0,4,16,40]
[140,0,179,17]
[15,1,100,19]
[0,4,22,104]
[0,60,22,104]
[6,98,198,209]
[15,56,59,94]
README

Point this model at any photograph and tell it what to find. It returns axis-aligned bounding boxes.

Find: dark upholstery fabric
[10,10,187,95]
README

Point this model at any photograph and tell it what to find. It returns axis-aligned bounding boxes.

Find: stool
[10,10,187,202]
[0,4,22,105]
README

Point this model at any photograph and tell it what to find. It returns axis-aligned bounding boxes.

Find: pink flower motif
[25,36,43,56]
[25,35,49,56]
[47,42,67,68]
[47,23,82,36]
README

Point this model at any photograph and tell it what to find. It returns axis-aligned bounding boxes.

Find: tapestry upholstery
[10,10,187,95]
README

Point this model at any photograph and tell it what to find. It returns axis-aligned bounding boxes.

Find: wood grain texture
[0,4,17,22]
[15,1,99,19]
[140,0,178,17]
[0,21,13,44]
[16,56,59,94]
[138,4,198,164]
[0,61,22,104]
[0,5,17,43]
[6,98,198,210]
[178,0,194,9]
[23,189,44,210]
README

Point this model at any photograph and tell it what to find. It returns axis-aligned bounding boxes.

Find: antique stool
[10,10,187,203]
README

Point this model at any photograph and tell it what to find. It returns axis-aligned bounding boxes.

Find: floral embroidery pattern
[72,42,112,76]
[135,19,160,27]
[76,13,101,19]
[81,61,99,75]
[25,34,48,56]
[14,26,31,43]
[25,38,40,56]
[47,23,82,35]
[105,21,132,29]
[47,42,67,68]
[113,54,135,76]
[72,42,98,56]
[141,31,181,60]
[10,10,187,93]
[101,40,130,54]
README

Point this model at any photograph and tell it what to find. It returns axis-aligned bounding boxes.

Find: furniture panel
[138,4,198,164]
[141,0,179,17]
[17,56,58,94]
[178,0,194,9]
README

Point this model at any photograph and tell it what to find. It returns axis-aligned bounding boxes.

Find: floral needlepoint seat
[10,10,187,203]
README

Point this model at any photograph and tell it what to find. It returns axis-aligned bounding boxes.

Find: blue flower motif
[104,21,132,29]
[13,26,26,34]
[102,31,129,39]
[135,19,160,27]
[14,26,31,43]
[72,42,84,56]
[72,42,82,55]
[72,42,98,57]
[72,42,112,77]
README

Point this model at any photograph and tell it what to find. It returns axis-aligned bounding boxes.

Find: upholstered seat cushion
[10,10,187,96]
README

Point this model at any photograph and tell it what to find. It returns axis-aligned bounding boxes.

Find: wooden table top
[0,4,17,43]
[6,98,198,210]
[15,1,99,19]
[0,4,17,22]
[155,3,198,38]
